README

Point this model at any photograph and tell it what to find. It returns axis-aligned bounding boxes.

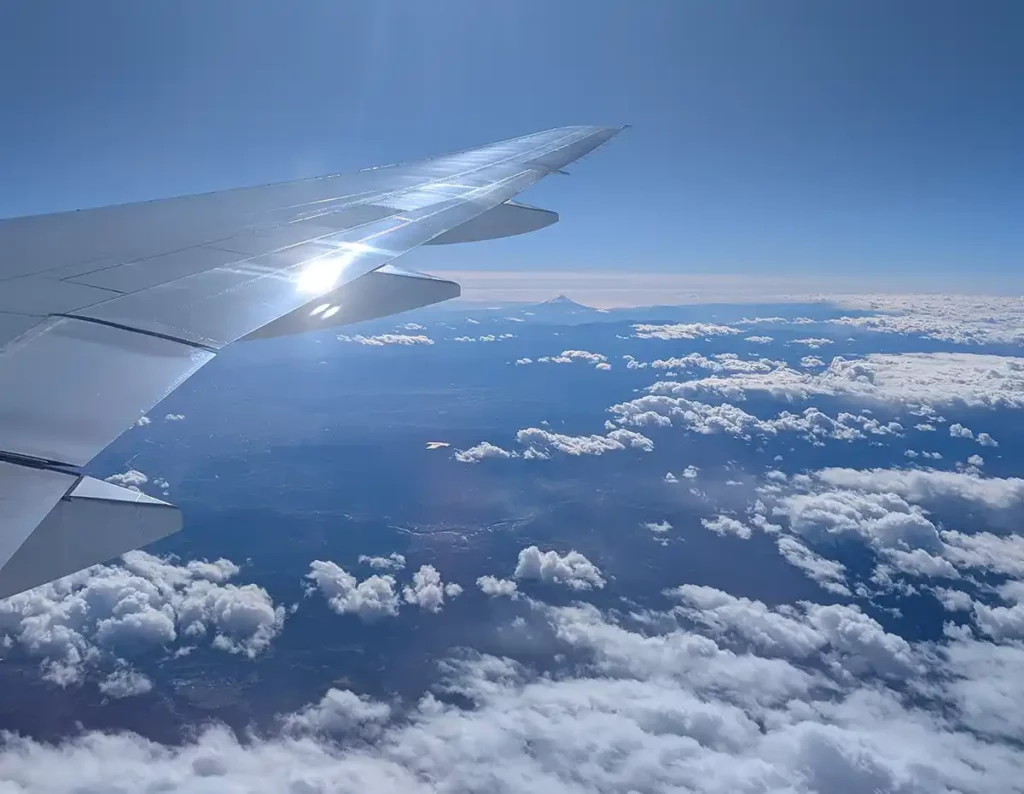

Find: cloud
[632,322,744,340]
[775,536,851,595]
[514,546,605,590]
[358,553,406,572]
[103,469,149,490]
[970,588,1024,644]
[700,516,752,539]
[778,489,943,552]
[476,576,518,598]
[949,423,974,439]
[163,413,185,422]
[0,592,1021,793]
[0,552,283,686]
[281,688,392,739]
[941,531,1024,578]
[752,465,1024,595]
[99,668,153,699]
[134,416,151,427]
[666,352,1024,412]
[337,334,434,345]
[402,565,461,612]
[810,467,1024,519]
[537,349,609,368]
[682,465,699,479]
[455,429,652,464]
[622,354,647,369]
[650,353,783,375]
[398,322,424,331]
[826,293,1024,346]
[800,355,825,368]
[945,423,1000,449]
[453,442,517,463]
[940,638,1024,742]
[744,335,774,343]
[515,357,533,365]
[791,337,833,349]
[515,427,654,457]
[668,585,915,676]
[664,472,679,483]
[305,561,399,622]
[610,394,899,444]
[935,587,975,613]
[102,469,175,498]
[644,521,672,534]
[554,349,607,364]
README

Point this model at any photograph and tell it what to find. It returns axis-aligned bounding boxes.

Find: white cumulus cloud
[0,552,283,687]
[632,322,743,340]
[99,668,154,699]
[358,553,406,572]
[776,536,851,595]
[337,333,434,345]
[306,561,399,622]
[514,546,605,590]
[103,468,149,491]
[402,565,461,612]
[700,516,752,539]
[791,337,833,349]
[453,441,517,463]
[476,576,519,598]
[515,427,654,457]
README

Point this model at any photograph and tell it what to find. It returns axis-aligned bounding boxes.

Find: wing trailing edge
[243,264,460,340]
[424,200,558,245]
[0,468,181,598]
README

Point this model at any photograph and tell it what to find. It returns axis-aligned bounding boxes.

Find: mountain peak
[544,294,583,306]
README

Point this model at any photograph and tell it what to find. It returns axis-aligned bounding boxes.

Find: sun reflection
[296,242,376,295]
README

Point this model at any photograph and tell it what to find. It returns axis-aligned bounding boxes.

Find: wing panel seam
[53,314,219,352]
[0,449,81,476]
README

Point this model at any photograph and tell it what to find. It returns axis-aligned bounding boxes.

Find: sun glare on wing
[296,242,376,295]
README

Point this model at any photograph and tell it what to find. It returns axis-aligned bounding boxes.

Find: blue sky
[1,1,1021,288]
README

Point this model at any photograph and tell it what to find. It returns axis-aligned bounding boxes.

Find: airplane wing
[0,125,623,597]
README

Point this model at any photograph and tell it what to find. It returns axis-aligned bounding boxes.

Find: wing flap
[0,317,213,466]
[244,265,460,340]
[0,473,180,599]
[425,200,557,245]
[0,463,78,576]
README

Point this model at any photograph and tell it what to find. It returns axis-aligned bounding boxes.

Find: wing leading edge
[0,124,624,596]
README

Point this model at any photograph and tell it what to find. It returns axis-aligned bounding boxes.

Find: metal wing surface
[0,125,623,596]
